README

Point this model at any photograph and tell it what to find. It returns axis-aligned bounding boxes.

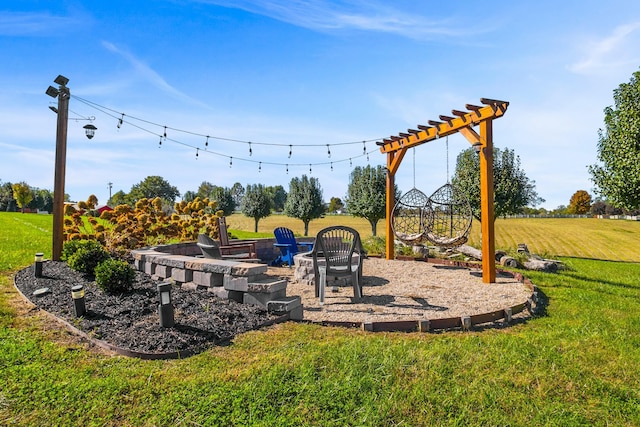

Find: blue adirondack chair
[272,227,314,267]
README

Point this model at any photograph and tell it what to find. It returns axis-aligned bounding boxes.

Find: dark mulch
[14,261,282,357]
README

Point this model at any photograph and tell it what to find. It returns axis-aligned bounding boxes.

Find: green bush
[66,240,110,276]
[94,258,135,294]
[61,239,87,261]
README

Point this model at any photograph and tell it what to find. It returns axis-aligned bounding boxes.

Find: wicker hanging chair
[391,187,433,245]
[424,183,472,248]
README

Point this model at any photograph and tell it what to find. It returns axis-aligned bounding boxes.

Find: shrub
[94,259,135,294]
[67,240,110,276]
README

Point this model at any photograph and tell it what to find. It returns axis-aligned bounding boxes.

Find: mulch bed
[14,261,282,357]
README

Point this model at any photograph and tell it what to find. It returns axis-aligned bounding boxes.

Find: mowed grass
[227,213,640,262]
[1,212,640,426]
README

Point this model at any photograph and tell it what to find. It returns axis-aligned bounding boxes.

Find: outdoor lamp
[157,282,175,328]
[34,252,44,278]
[83,123,97,139]
[71,285,86,317]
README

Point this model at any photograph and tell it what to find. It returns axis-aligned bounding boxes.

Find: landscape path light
[71,285,86,317]
[34,252,44,278]
[158,282,175,327]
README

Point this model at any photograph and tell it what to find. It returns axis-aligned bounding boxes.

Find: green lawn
[1,212,639,426]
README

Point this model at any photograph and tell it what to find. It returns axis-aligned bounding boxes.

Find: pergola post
[479,120,496,283]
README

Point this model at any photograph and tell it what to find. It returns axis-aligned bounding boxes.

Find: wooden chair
[311,226,366,305]
[216,217,259,260]
[272,227,314,267]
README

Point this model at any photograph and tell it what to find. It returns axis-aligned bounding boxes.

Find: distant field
[227,213,640,262]
[2,212,640,264]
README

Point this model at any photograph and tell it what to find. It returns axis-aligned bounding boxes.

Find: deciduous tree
[328,197,344,213]
[241,184,272,232]
[11,182,33,213]
[284,175,325,236]
[128,176,180,204]
[346,165,388,235]
[210,186,235,216]
[452,147,544,222]
[589,69,640,211]
[568,190,592,214]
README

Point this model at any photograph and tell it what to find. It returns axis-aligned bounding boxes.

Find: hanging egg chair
[424,183,473,248]
[391,187,433,245]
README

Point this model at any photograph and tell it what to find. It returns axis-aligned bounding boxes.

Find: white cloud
[196,0,483,40]
[101,41,212,109]
[0,10,87,36]
[569,22,640,75]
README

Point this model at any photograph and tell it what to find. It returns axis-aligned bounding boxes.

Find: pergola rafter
[378,98,509,283]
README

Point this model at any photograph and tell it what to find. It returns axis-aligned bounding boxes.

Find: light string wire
[72,95,379,170]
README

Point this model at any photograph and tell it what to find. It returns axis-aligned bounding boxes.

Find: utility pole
[108,182,113,204]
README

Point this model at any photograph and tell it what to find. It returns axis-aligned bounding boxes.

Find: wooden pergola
[377,98,509,283]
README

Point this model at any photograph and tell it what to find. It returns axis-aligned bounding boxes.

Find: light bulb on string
[205,136,209,150]
[249,142,252,156]
[349,158,352,167]
[288,145,292,158]
[330,162,333,171]
[327,144,331,158]
[163,126,167,139]
[195,148,199,160]
[158,136,162,148]
[362,141,366,155]
[286,164,289,174]
[229,157,233,168]
[117,113,124,129]
[258,162,261,172]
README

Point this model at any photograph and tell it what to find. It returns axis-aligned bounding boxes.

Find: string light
[69,94,385,172]
[258,161,261,172]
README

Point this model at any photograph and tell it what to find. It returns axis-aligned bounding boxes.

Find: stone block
[243,289,286,308]
[224,275,249,292]
[171,268,193,283]
[155,255,187,268]
[144,262,156,276]
[228,290,244,303]
[193,271,224,287]
[154,265,172,279]
[231,262,268,277]
[201,260,238,274]
[246,279,287,294]
[267,296,301,313]
[287,305,304,321]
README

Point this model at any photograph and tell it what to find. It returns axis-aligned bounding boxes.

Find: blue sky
[1,1,639,210]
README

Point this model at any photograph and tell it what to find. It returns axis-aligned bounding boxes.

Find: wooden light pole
[46,75,70,261]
